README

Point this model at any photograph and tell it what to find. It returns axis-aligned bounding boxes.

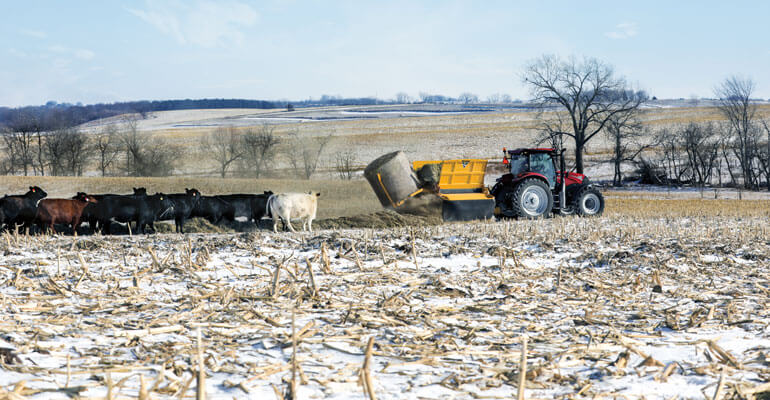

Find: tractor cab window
[529,153,557,189]
[508,154,528,176]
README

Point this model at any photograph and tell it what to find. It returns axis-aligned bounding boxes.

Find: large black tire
[511,178,553,219]
[572,186,604,216]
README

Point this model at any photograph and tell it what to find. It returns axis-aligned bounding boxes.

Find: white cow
[266,192,321,232]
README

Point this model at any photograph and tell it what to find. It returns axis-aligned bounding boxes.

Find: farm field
[3,106,770,399]
[0,200,769,399]
[76,104,770,179]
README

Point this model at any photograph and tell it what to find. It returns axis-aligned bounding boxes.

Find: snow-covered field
[1,215,769,399]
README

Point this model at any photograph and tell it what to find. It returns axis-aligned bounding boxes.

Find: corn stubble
[0,198,768,398]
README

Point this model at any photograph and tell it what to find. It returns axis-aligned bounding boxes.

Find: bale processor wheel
[510,178,553,218]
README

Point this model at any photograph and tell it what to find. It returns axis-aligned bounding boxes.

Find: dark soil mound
[315,210,443,230]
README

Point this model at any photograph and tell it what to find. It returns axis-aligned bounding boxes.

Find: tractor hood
[559,171,586,186]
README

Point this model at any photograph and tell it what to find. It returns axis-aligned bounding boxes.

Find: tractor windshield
[530,153,557,189]
[508,154,528,175]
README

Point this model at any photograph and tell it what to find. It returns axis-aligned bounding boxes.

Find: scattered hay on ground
[315,209,443,230]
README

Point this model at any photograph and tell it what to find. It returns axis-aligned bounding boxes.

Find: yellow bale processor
[411,159,495,221]
[364,151,494,221]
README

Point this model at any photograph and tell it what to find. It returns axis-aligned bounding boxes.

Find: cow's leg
[307,217,313,232]
[272,217,278,233]
[284,215,296,233]
[72,217,81,236]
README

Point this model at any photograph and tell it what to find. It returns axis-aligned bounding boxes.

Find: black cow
[0,186,48,233]
[162,188,202,233]
[216,191,273,225]
[191,195,236,225]
[75,187,147,202]
[74,188,148,232]
[94,193,174,234]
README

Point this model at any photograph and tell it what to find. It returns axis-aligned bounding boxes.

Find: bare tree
[242,124,280,178]
[3,111,38,175]
[119,115,142,175]
[604,109,653,186]
[656,127,689,185]
[458,92,478,104]
[680,122,720,187]
[523,55,645,173]
[757,120,770,191]
[334,150,357,180]
[94,125,121,176]
[44,127,91,176]
[714,76,761,189]
[486,93,502,104]
[201,126,243,178]
[118,115,174,176]
[286,132,331,179]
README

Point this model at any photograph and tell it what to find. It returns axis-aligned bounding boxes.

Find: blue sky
[1,0,769,107]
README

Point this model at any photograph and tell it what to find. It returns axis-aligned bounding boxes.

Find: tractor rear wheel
[572,186,604,216]
[511,178,553,218]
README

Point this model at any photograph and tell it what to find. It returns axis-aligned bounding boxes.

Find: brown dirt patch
[315,210,443,230]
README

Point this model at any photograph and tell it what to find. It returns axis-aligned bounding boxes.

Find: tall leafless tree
[523,55,645,173]
[395,92,411,104]
[458,92,478,104]
[118,115,174,177]
[334,150,357,180]
[201,126,243,178]
[242,124,280,178]
[3,111,38,176]
[119,115,141,175]
[680,122,720,187]
[43,127,91,176]
[286,131,331,179]
[94,125,121,176]
[714,76,761,189]
[757,120,770,191]
[604,109,652,186]
[656,127,689,185]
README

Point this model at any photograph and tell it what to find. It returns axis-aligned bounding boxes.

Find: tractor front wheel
[511,178,553,219]
[572,186,605,216]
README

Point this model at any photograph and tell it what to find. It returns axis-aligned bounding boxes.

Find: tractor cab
[505,148,558,189]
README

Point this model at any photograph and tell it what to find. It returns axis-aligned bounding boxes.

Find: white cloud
[128,0,258,47]
[20,29,47,39]
[605,22,638,40]
[74,49,96,60]
[48,45,95,60]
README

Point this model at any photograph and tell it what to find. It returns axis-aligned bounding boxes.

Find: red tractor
[490,148,604,218]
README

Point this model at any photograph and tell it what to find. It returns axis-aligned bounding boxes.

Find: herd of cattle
[0,186,322,235]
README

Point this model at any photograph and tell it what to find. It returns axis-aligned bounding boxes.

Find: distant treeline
[0,94,519,130]
[0,99,278,131]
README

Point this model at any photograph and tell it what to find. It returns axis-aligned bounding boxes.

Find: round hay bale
[364,151,420,208]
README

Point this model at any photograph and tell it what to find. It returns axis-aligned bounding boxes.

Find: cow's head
[133,187,147,196]
[186,188,201,197]
[155,193,175,218]
[28,186,47,199]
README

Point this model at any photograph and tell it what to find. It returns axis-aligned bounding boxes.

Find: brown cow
[35,197,94,234]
